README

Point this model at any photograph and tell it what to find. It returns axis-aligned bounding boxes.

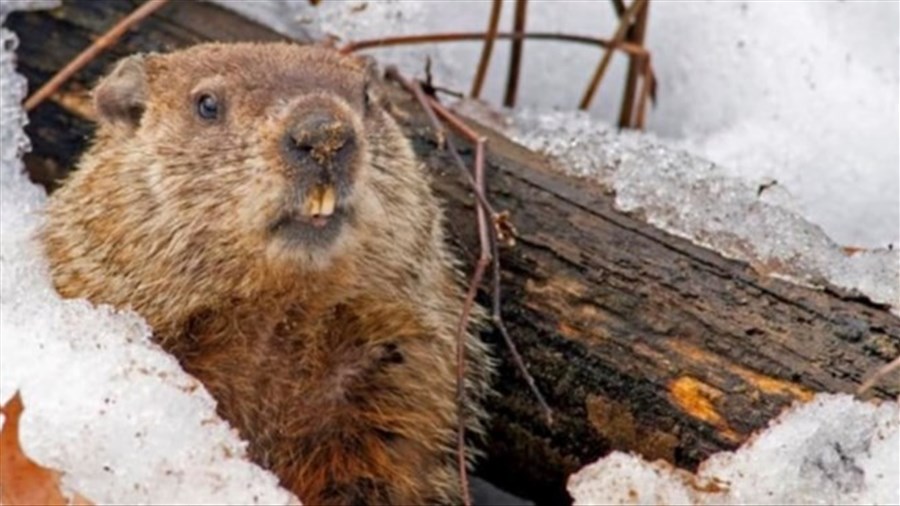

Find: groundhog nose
[284,113,356,171]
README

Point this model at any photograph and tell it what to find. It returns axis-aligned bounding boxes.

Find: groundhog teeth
[302,191,321,217]
[319,186,336,217]
[303,185,336,217]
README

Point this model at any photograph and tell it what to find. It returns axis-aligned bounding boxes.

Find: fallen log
[8,1,899,504]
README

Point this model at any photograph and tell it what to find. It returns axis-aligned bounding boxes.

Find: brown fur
[40,42,491,505]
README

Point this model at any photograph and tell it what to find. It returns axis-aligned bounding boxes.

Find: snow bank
[509,109,899,308]
[568,394,899,506]
[0,7,296,505]
[219,0,898,249]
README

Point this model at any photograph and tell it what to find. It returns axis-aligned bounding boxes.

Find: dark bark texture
[8,2,899,504]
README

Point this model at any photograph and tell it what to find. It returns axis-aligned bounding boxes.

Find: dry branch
[23,0,169,111]
[579,0,646,110]
[341,31,648,55]
[470,0,503,99]
[617,0,652,128]
[503,0,529,107]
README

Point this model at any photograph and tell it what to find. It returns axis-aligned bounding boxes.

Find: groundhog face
[91,43,393,271]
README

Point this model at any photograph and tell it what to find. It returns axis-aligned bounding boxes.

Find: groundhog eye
[197,94,219,120]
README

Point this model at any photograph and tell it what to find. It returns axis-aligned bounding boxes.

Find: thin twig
[634,54,652,129]
[578,0,647,110]
[427,99,553,423]
[385,67,554,423]
[24,0,170,111]
[346,29,651,115]
[432,85,466,99]
[454,135,489,506]
[610,0,627,17]
[617,0,650,128]
[386,68,482,506]
[404,70,446,149]
[503,0,528,107]
[489,231,553,424]
[341,30,647,57]
[471,0,503,99]
[857,355,900,396]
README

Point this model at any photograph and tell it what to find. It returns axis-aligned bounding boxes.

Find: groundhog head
[89,42,404,272]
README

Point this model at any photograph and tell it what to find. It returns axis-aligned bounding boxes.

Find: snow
[509,109,899,308]
[568,394,900,506]
[0,6,296,505]
[218,0,899,250]
[1,1,897,504]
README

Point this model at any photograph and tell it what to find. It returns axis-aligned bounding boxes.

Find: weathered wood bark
[9,2,899,504]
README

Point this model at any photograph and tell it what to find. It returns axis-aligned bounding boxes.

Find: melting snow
[509,109,899,309]
[568,394,899,506]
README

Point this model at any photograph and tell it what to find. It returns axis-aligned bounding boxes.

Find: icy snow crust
[510,109,900,308]
[0,9,296,505]
[568,394,900,506]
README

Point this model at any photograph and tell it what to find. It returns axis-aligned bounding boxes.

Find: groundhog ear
[93,55,148,130]
[359,56,388,109]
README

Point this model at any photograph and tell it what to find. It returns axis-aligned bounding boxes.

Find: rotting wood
[8,1,900,505]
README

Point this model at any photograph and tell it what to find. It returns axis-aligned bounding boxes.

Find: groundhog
[40,42,492,505]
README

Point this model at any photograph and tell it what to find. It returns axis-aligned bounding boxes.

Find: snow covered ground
[1,1,898,505]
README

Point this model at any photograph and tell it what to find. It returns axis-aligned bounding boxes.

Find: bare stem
[342,31,648,59]
[857,355,900,396]
[490,229,553,424]
[454,136,490,506]
[470,0,503,99]
[610,0,627,16]
[385,67,554,423]
[24,0,170,111]
[503,0,528,107]
[634,54,652,129]
[578,0,647,110]
[617,0,651,128]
